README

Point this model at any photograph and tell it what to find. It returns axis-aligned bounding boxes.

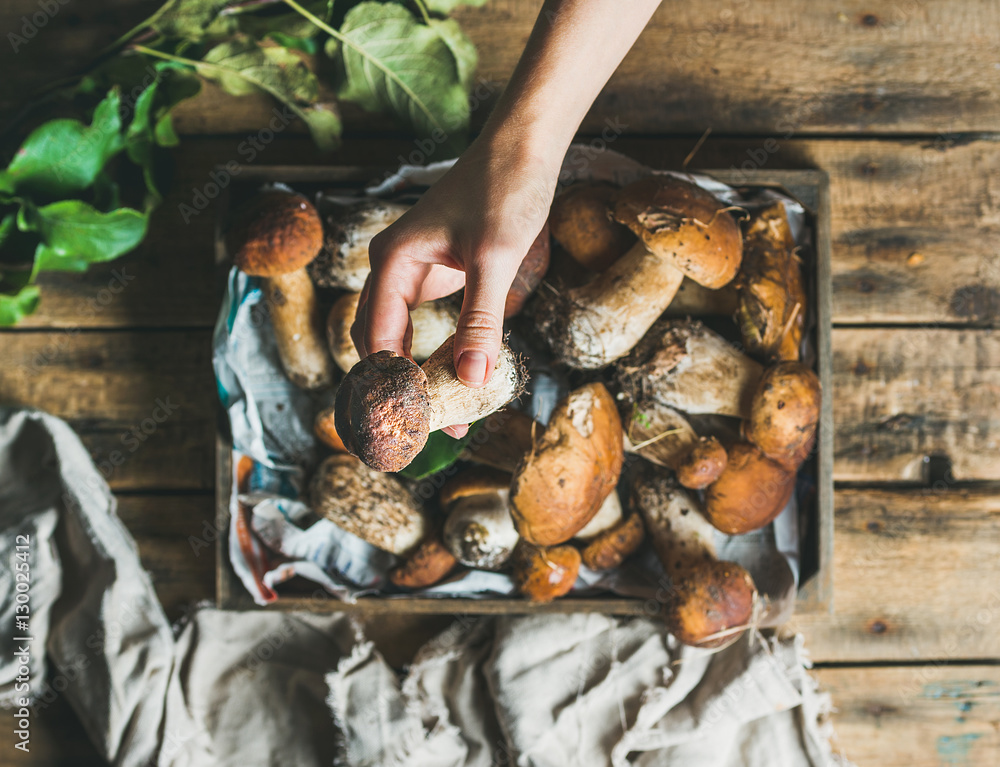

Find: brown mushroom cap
[390,536,458,589]
[580,511,645,571]
[676,436,728,490]
[549,182,636,273]
[505,223,552,318]
[666,560,756,648]
[439,467,512,508]
[510,383,625,546]
[745,362,821,470]
[704,442,795,534]
[229,191,323,277]
[613,175,742,289]
[511,542,581,602]
[334,351,431,473]
[314,406,348,452]
[310,454,426,555]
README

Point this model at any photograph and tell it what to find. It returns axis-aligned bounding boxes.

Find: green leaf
[267,31,319,55]
[196,40,341,150]
[0,277,40,326]
[19,200,148,274]
[424,0,489,14]
[428,18,477,93]
[337,2,474,146]
[0,90,125,199]
[397,422,484,480]
[149,0,232,41]
[0,213,15,250]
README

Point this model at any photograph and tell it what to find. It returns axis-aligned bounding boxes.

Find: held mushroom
[511,542,581,602]
[618,319,763,419]
[632,468,756,647]
[334,334,527,473]
[326,292,459,373]
[745,361,821,470]
[536,175,742,369]
[440,468,520,571]
[310,454,426,555]
[228,191,334,390]
[510,383,624,546]
[308,199,410,290]
[390,536,458,589]
[675,436,728,490]
[736,202,807,362]
[703,441,795,535]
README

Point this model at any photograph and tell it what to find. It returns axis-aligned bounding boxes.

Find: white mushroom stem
[623,321,763,419]
[263,268,334,390]
[548,241,686,369]
[574,491,624,541]
[443,489,520,571]
[422,336,524,431]
[637,481,716,576]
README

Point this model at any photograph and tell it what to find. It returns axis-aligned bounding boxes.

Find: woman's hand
[351,132,560,438]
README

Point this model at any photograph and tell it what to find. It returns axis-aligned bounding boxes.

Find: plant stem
[281,0,445,133]
[412,0,433,25]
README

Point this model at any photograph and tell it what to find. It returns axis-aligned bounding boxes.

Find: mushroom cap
[314,406,348,452]
[504,222,552,318]
[512,542,581,602]
[439,466,512,509]
[229,191,323,277]
[704,442,795,534]
[613,175,742,289]
[549,182,636,273]
[334,350,431,473]
[310,454,426,555]
[745,362,821,470]
[510,383,625,546]
[390,536,458,589]
[665,560,756,648]
[676,436,728,490]
[580,511,645,571]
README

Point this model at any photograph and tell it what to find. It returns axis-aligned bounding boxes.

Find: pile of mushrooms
[227,172,820,647]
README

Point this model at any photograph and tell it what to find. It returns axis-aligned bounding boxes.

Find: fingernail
[457,351,488,386]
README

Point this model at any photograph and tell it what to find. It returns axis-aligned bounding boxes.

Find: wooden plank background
[1,1,998,765]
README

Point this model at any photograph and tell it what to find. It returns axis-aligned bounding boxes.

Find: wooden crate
[215,165,833,616]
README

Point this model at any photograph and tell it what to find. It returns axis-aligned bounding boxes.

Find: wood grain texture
[791,488,1000,662]
[7,1,996,136]
[10,136,999,329]
[0,331,216,490]
[814,665,1000,767]
[832,328,1000,481]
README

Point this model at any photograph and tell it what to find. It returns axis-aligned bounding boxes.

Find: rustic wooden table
[1,1,998,765]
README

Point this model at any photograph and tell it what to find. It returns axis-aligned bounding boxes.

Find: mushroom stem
[263,269,334,389]
[422,336,525,431]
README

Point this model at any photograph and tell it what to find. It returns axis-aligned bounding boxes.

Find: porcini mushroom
[622,399,699,469]
[580,510,645,571]
[574,490,624,541]
[675,436,728,490]
[536,175,742,369]
[703,441,795,535]
[509,383,624,546]
[505,223,552,318]
[458,407,537,473]
[745,361,821,470]
[390,536,458,589]
[632,468,756,647]
[440,468,520,571]
[326,292,459,373]
[314,406,347,452]
[736,202,807,362]
[334,335,527,473]
[548,182,635,273]
[308,199,410,290]
[618,319,763,419]
[309,454,426,555]
[228,191,334,390]
[511,542,581,602]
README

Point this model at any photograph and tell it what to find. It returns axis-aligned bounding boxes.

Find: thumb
[454,259,512,388]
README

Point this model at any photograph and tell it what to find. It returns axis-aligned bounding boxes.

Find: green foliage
[397,422,484,480]
[336,2,478,152]
[423,0,490,14]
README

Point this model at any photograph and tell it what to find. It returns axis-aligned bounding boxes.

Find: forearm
[480,0,661,167]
